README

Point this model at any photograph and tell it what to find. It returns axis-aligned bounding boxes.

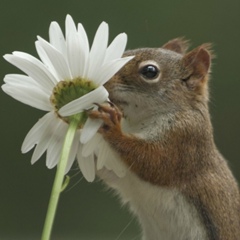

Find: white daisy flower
[2,14,133,182]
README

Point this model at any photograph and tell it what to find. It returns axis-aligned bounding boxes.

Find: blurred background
[0,0,239,239]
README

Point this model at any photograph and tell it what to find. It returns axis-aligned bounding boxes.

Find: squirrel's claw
[88,102,122,135]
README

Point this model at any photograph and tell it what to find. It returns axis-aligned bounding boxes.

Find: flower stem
[41,114,81,240]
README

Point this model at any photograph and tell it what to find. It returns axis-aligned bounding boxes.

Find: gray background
[0,0,239,239]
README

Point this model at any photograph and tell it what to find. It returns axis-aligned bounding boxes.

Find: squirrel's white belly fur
[98,119,208,239]
[99,163,207,240]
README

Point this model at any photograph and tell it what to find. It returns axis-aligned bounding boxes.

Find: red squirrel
[89,38,240,240]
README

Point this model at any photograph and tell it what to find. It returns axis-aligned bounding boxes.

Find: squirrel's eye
[140,65,159,80]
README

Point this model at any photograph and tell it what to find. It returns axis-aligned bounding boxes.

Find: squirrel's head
[105,38,213,122]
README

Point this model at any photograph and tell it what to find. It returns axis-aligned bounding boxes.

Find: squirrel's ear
[181,44,212,92]
[162,37,190,54]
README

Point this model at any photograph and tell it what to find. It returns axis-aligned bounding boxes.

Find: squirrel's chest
[102,169,208,240]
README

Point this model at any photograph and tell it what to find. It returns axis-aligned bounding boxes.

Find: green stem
[41,114,81,240]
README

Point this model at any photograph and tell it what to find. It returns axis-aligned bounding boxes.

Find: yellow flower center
[50,77,97,126]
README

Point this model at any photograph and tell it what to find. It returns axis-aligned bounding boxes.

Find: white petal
[65,130,80,173]
[46,121,67,169]
[4,74,39,88]
[21,112,55,153]
[31,119,62,165]
[77,145,95,182]
[96,141,108,170]
[31,135,50,164]
[65,16,79,77]
[37,36,72,80]
[4,53,55,92]
[35,41,59,80]
[82,133,102,157]
[97,56,134,85]
[67,32,85,78]
[87,22,108,81]
[29,113,62,164]
[2,84,52,111]
[104,147,126,178]
[59,86,108,116]
[46,142,62,169]
[49,21,67,57]
[12,52,58,88]
[65,15,77,37]
[13,51,57,90]
[80,118,102,144]
[104,33,127,64]
[77,23,89,52]
[77,23,90,76]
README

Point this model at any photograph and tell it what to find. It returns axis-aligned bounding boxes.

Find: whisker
[114,217,135,240]
[65,171,84,192]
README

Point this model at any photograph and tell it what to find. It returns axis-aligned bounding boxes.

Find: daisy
[2,14,133,182]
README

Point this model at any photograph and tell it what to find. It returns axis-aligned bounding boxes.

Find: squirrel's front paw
[89,102,122,136]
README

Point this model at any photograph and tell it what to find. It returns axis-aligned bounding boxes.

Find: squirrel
[89,38,240,240]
